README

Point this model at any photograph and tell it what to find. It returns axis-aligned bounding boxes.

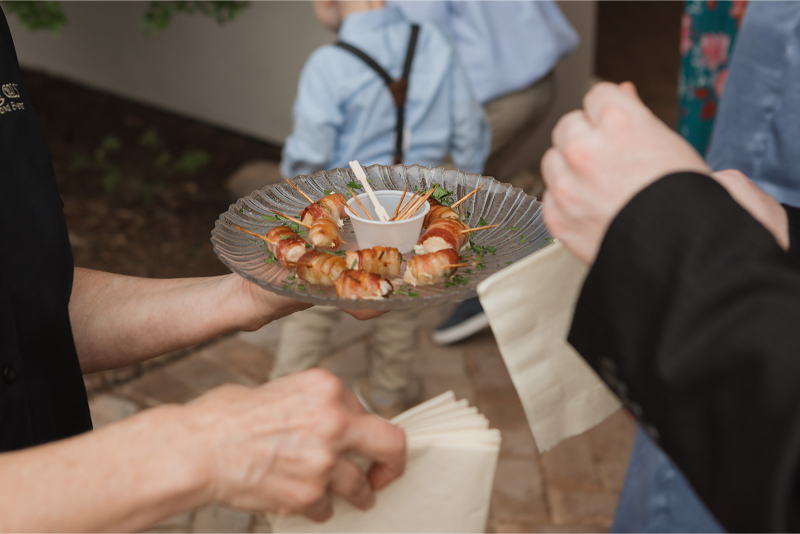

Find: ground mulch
[22,68,281,280]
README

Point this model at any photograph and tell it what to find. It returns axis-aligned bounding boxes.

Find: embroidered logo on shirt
[0,83,24,114]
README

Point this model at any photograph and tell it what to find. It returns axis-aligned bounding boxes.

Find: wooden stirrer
[349,160,391,221]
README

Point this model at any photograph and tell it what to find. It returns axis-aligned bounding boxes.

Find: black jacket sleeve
[784,204,800,265]
[569,172,800,532]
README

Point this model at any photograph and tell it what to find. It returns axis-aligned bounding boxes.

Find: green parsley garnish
[479,216,489,227]
[323,189,333,196]
[394,285,419,297]
[444,274,470,288]
[297,284,306,291]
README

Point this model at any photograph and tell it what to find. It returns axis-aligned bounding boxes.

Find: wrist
[141,404,217,510]
[218,273,311,332]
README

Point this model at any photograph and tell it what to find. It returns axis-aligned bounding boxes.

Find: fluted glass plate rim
[211,164,551,310]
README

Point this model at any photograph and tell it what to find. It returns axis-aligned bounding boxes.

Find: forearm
[69,268,306,373]
[569,173,800,531]
[0,405,209,532]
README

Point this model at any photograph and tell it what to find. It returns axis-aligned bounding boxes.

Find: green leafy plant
[141,1,250,35]
[1,1,67,35]
[71,134,123,193]
[3,1,250,36]
[72,127,211,202]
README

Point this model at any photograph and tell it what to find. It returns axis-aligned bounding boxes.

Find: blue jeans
[611,426,724,533]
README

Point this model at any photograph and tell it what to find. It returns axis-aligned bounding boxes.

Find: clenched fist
[541,82,710,264]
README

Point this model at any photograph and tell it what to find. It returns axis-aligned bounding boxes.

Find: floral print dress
[678,0,747,155]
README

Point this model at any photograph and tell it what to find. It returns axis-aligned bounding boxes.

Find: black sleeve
[0,7,20,70]
[784,204,800,265]
[568,172,800,532]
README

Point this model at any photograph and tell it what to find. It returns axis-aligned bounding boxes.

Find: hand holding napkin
[270,391,500,533]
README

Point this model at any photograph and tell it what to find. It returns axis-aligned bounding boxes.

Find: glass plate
[211,164,551,310]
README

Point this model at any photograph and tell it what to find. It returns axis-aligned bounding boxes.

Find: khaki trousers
[482,71,556,189]
[271,307,418,395]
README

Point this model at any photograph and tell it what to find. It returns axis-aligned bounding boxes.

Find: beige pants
[271,307,418,395]
[482,71,556,191]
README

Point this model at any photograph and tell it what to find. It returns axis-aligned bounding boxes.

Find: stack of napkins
[270,391,501,533]
[477,241,620,452]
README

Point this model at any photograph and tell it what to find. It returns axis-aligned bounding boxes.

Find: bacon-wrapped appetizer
[345,246,402,276]
[414,218,470,255]
[266,226,308,266]
[300,193,348,227]
[295,250,348,286]
[335,269,394,300]
[403,249,461,286]
[423,198,460,228]
[307,217,343,249]
[298,193,348,249]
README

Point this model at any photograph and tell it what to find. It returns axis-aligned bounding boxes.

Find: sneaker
[431,297,489,345]
[355,378,406,420]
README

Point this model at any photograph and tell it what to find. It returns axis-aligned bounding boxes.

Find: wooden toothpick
[393,184,409,219]
[459,224,499,234]
[230,224,276,245]
[451,183,487,209]
[397,187,436,220]
[348,188,374,220]
[284,177,315,204]
[271,210,312,229]
[443,263,470,269]
[391,189,421,220]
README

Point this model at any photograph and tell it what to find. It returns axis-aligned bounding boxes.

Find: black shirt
[0,7,92,452]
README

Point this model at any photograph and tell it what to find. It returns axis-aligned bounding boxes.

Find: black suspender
[335,24,420,165]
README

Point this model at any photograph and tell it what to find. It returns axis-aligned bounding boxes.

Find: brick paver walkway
[85,304,635,533]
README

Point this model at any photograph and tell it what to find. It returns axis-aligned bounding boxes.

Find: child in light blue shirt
[274,0,489,418]
[280,1,489,179]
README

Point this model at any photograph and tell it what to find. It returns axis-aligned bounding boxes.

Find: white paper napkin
[270,392,500,533]
[476,242,620,452]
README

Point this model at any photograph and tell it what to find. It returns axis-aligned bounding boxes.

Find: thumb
[619,81,639,99]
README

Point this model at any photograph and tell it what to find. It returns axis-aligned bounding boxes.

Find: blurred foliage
[141,1,250,35]
[1,1,250,36]
[72,128,211,202]
[1,2,67,36]
[71,134,123,193]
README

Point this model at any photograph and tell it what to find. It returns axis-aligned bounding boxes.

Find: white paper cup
[346,191,430,254]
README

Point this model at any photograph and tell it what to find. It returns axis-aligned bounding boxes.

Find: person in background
[677,0,746,156]
[542,79,800,533]
[273,0,489,418]
[609,2,748,532]
[392,0,578,345]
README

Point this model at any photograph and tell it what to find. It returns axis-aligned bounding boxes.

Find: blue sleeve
[448,54,491,175]
[280,50,344,179]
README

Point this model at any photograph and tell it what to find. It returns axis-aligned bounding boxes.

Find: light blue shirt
[391,1,579,104]
[706,1,800,206]
[281,6,490,180]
